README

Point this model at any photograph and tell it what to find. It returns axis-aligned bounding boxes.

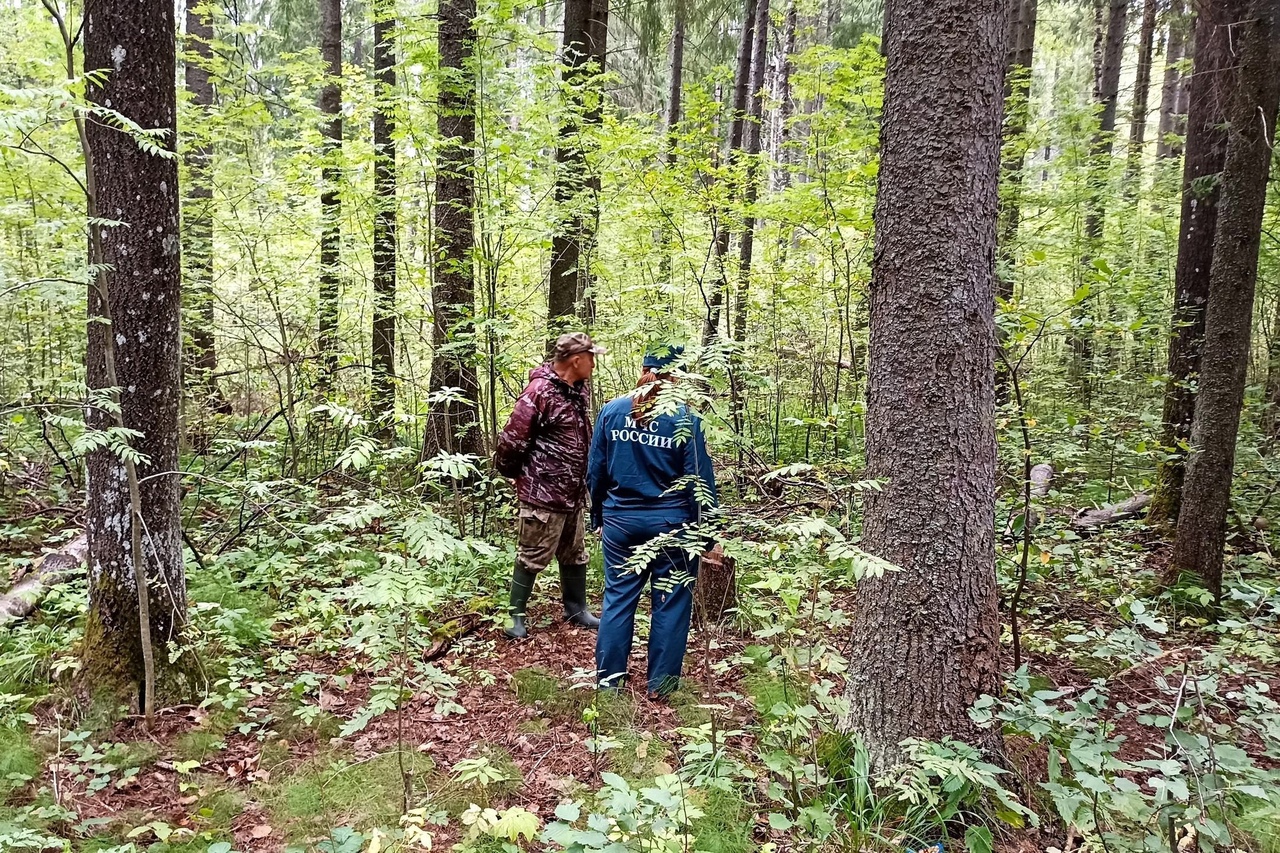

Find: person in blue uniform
[588,345,717,697]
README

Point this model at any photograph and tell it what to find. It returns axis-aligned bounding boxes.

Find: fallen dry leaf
[251,824,273,839]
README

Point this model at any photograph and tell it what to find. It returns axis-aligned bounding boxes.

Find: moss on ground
[691,786,754,853]
[263,747,432,843]
[429,746,523,816]
[0,726,39,804]
[511,667,592,721]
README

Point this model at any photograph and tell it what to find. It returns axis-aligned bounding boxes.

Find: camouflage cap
[554,332,606,360]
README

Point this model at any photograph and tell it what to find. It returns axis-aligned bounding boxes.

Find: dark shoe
[560,563,600,629]
[504,568,537,640]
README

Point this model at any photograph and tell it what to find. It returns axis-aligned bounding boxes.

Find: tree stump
[694,543,736,626]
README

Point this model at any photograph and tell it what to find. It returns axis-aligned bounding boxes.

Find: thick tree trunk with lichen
[83,0,187,704]
[1147,2,1240,528]
[841,0,1006,768]
[1171,0,1280,602]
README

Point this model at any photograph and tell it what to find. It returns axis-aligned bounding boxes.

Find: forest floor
[2,476,1280,853]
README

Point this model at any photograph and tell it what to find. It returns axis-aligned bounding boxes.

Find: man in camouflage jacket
[493,332,605,638]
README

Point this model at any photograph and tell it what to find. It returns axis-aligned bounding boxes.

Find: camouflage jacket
[494,364,592,512]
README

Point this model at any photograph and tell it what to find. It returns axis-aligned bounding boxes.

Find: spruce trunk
[427,0,482,456]
[842,0,1006,768]
[1171,0,1280,602]
[1148,3,1241,527]
[547,0,608,335]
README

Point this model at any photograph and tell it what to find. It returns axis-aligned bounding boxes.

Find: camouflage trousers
[515,503,588,574]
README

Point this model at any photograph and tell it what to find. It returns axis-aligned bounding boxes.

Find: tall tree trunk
[732,0,771,343]
[1155,0,1188,160]
[1124,0,1158,192]
[1147,2,1240,527]
[371,0,397,432]
[1265,296,1280,445]
[842,0,1006,768]
[995,0,1038,404]
[183,0,223,412]
[657,3,685,288]
[83,0,187,703]
[1171,0,1280,601]
[703,0,758,345]
[318,0,343,386]
[1072,0,1128,393]
[546,0,608,335]
[772,0,798,194]
[427,0,482,456]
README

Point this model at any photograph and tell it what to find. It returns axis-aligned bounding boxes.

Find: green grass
[102,740,162,771]
[430,746,523,815]
[606,730,672,781]
[0,727,39,803]
[743,672,797,717]
[691,786,754,853]
[174,729,225,763]
[591,690,637,733]
[1238,806,1280,853]
[667,683,714,726]
[263,747,432,843]
[271,699,343,743]
[511,667,593,721]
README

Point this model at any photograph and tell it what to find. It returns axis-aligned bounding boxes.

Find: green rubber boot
[504,568,537,639]
[560,564,600,629]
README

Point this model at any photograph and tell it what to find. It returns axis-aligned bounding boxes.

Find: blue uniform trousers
[595,510,698,695]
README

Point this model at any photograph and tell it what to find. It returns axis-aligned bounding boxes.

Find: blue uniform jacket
[587,396,718,531]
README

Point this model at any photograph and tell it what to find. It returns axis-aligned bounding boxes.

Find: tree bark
[1124,0,1158,192]
[426,0,482,457]
[1147,2,1240,527]
[83,0,187,702]
[772,0,798,194]
[546,0,608,335]
[1072,0,1128,392]
[183,0,223,411]
[657,2,685,288]
[703,0,758,346]
[1155,0,1188,160]
[732,0,771,343]
[371,0,397,431]
[995,0,1038,405]
[1265,296,1280,445]
[317,0,342,386]
[1171,0,1280,602]
[842,0,1007,767]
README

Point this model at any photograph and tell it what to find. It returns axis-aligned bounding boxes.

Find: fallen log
[0,534,88,627]
[1072,492,1152,531]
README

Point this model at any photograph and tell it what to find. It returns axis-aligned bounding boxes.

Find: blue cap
[642,344,684,371]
